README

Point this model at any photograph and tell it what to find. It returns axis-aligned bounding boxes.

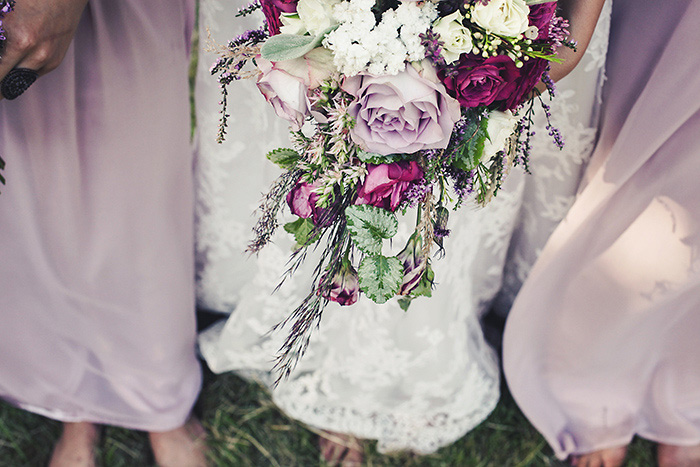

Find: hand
[0,0,89,99]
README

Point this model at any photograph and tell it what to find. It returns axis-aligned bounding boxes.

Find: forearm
[548,0,607,82]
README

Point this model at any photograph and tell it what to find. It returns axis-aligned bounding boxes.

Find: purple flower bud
[321,259,360,306]
[433,206,450,251]
[396,231,428,296]
[286,181,334,227]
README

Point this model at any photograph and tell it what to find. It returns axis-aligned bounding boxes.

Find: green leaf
[345,204,398,255]
[453,116,488,172]
[267,148,300,169]
[398,296,412,311]
[284,217,317,246]
[358,254,402,304]
[356,151,405,165]
[260,26,338,62]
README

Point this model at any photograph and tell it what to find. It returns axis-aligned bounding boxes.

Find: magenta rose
[528,1,557,40]
[287,182,333,226]
[342,63,460,156]
[501,57,549,111]
[260,0,284,35]
[270,0,298,13]
[439,55,520,108]
[356,161,423,212]
[260,0,297,35]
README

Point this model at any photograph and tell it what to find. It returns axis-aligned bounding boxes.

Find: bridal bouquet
[212,0,571,374]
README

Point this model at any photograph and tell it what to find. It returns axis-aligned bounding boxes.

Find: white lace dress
[195,0,611,454]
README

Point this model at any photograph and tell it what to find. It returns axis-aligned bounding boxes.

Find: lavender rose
[342,62,461,156]
[439,55,520,108]
[257,57,310,130]
[356,161,423,212]
[286,181,333,226]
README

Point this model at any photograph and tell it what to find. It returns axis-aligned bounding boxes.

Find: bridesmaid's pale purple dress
[0,0,201,431]
[504,0,700,459]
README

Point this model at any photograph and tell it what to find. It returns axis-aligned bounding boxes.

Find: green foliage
[356,150,405,165]
[284,217,317,247]
[453,114,489,172]
[260,25,337,61]
[357,254,402,304]
[345,204,398,255]
[267,148,300,169]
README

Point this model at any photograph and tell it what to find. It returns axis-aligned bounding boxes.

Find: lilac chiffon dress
[504,0,700,459]
[0,0,201,431]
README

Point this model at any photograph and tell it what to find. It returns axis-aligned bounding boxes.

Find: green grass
[0,369,657,466]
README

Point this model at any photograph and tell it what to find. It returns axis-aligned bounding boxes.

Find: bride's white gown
[195,0,611,454]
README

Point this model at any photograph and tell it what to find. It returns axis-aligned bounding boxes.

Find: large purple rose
[356,161,423,212]
[439,55,520,108]
[528,1,557,40]
[287,181,333,226]
[342,63,460,156]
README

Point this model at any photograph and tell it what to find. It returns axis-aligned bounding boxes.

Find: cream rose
[471,0,530,37]
[280,0,339,36]
[432,11,472,64]
[483,109,519,158]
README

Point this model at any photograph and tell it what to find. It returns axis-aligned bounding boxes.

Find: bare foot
[658,443,700,467]
[49,422,99,467]
[569,445,627,467]
[319,431,363,467]
[148,417,208,467]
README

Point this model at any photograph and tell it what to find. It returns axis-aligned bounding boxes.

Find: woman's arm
[0,0,89,99]
[548,0,607,82]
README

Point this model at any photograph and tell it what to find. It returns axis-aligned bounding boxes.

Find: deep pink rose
[270,0,298,13]
[356,161,423,212]
[261,0,298,35]
[528,1,557,40]
[257,57,310,130]
[286,182,333,226]
[439,55,520,108]
[342,63,461,156]
[501,57,549,111]
[260,0,284,35]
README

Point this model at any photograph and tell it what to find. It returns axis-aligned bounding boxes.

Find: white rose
[286,0,339,36]
[471,0,530,37]
[483,109,519,159]
[432,11,472,64]
[280,14,306,35]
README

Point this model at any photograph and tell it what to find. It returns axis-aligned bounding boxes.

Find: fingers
[0,0,89,100]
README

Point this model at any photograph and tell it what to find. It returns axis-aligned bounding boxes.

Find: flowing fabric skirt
[0,0,201,431]
[503,0,700,459]
[195,0,610,453]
